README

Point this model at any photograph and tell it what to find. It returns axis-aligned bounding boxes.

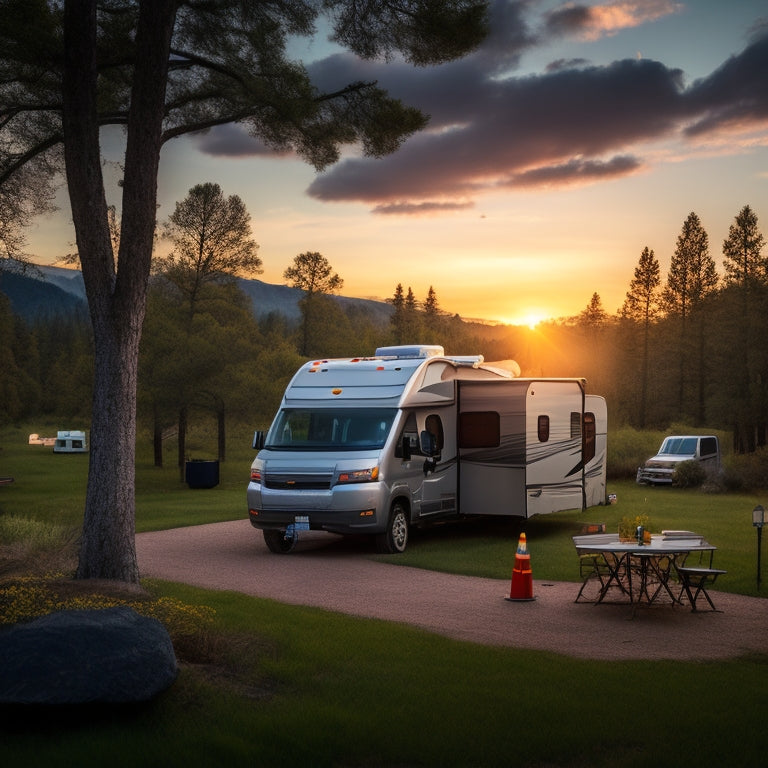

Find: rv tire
[263,528,297,554]
[375,501,409,554]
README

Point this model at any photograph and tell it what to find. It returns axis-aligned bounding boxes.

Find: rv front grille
[265,474,331,491]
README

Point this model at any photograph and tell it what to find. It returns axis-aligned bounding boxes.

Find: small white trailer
[247,345,607,553]
[53,430,88,454]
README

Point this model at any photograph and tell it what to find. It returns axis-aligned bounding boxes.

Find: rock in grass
[0,606,177,704]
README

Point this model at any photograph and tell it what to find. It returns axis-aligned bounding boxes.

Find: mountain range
[0,265,394,326]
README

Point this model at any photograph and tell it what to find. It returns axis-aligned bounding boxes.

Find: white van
[247,345,607,553]
[636,435,720,485]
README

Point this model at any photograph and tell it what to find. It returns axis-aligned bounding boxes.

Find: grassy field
[2,423,768,767]
[1,421,764,593]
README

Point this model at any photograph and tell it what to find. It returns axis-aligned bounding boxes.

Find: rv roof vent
[375,345,444,360]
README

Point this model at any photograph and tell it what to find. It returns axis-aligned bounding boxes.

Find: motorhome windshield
[267,408,397,451]
[659,437,698,456]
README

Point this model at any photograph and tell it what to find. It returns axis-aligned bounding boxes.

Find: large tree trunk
[63,0,177,582]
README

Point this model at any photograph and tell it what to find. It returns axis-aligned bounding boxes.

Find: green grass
[2,423,768,767]
[3,580,767,768]
[0,422,249,532]
[1,423,765,594]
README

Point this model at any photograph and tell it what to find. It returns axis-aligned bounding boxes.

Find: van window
[700,437,717,457]
[537,415,549,442]
[583,412,596,463]
[459,411,500,449]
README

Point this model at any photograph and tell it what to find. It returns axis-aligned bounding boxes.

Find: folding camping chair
[674,565,727,612]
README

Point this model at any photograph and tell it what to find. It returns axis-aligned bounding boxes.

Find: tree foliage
[722,204,767,288]
[4,203,768,468]
[284,251,343,356]
[158,182,262,319]
[0,0,489,582]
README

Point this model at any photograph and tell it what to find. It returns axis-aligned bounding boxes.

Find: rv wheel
[263,528,297,554]
[375,502,409,554]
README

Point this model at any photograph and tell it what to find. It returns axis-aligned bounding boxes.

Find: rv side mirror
[252,430,265,450]
[420,430,437,457]
[400,436,412,461]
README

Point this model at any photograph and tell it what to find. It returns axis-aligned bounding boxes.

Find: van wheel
[263,528,297,554]
[375,502,409,554]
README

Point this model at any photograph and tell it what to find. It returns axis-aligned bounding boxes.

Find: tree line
[3,202,766,463]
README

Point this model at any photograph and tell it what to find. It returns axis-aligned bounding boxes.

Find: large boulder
[0,606,178,704]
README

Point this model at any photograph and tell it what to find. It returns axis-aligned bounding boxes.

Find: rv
[247,345,607,554]
[53,430,88,454]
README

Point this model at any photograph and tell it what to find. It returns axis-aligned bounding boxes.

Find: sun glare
[496,312,547,330]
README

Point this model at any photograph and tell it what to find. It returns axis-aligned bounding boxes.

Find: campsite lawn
[2,580,768,768]
[2,423,768,766]
[0,422,765,594]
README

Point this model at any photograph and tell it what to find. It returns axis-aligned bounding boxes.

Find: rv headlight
[337,466,379,484]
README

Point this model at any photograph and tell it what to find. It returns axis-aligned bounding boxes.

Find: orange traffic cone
[506,532,536,602]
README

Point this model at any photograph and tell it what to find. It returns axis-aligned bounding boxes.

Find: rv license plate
[294,515,310,531]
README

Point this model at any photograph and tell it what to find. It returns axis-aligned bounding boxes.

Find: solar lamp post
[753,505,766,590]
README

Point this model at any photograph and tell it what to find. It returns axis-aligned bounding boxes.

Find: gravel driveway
[136,520,768,661]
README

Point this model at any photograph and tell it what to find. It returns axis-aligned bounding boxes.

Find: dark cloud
[683,31,768,135]
[543,3,593,38]
[307,25,768,209]
[192,1,768,213]
[546,57,591,73]
[506,155,643,187]
[372,200,475,215]
[308,57,686,202]
[193,122,288,158]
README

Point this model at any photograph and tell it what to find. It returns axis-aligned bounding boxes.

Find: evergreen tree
[389,283,406,344]
[579,292,607,330]
[719,205,767,451]
[620,247,661,427]
[284,252,343,356]
[723,204,767,288]
[156,182,261,470]
[403,286,422,342]
[662,212,718,421]
[0,0,487,582]
[422,285,441,343]
[159,182,262,322]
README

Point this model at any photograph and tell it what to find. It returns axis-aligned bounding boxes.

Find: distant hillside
[0,269,88,323]
[0,265,394,327]
[235,277,393,325]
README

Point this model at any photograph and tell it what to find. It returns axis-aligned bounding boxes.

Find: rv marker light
[332,388,342,395]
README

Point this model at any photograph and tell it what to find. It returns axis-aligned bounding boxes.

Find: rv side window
[458,411,500,449]
[395,413,420,457]
[425,414,444,451]
[570,412,582,439]
[583,412,596,463]
[537,415,549,442]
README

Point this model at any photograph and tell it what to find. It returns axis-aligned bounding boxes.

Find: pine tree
[621,247,661,427]
[721,205,767,451]
[723,204,767,288]
[663,212,718,422]
[389,283,406,344]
